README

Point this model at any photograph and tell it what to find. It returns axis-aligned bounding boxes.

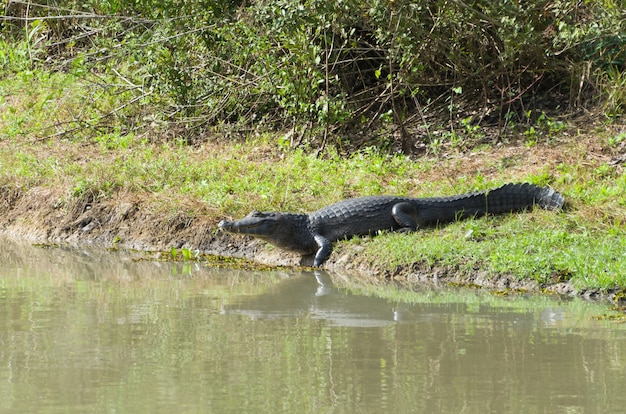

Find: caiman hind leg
[391,202,419,232]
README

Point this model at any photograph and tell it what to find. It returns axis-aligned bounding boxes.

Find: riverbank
[1,124,625,303]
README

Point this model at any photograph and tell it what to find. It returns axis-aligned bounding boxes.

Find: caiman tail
[417,183,564,224]
[476,182,564,212]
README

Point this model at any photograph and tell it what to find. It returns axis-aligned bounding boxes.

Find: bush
[2,0,625,150]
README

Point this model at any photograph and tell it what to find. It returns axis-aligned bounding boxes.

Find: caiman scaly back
[219,183,564,266]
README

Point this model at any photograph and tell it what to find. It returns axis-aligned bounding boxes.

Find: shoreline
[2,184,624,305]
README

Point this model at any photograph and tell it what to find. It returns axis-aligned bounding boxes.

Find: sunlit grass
[358,206,626,290]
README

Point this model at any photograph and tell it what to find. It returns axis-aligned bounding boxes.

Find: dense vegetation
[2,0,625,150]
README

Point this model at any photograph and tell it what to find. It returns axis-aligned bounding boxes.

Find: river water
[0,239,625,413]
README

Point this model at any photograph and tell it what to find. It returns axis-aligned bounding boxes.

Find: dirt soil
[1,132,625,304]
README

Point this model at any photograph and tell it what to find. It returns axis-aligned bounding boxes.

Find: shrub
[2,0,625,150]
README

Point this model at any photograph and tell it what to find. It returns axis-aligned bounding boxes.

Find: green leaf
[181,247,192,261]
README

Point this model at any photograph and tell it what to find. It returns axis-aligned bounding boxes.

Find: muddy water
[0,239,625,413]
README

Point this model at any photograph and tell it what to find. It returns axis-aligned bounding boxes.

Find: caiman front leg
[313,234,333,267]
[391,202,419,232]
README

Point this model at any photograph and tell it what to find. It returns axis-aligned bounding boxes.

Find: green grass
[357,212,626,290]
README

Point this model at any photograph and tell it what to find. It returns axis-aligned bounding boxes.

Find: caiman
[218,183,564,267]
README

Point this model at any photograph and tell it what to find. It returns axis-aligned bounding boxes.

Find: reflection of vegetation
[1,247,625,413]
[340,272,625,320]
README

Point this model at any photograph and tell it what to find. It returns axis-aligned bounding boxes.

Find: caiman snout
[218,217,258,234]
[218,212,283,236]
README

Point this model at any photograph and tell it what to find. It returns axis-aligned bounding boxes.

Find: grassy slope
[1,62,625,292]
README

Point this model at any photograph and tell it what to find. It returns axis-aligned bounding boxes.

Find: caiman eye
[249,210,268,218]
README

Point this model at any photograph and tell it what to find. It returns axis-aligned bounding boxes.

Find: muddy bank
[0,185,621,304]
[0,185,299,263]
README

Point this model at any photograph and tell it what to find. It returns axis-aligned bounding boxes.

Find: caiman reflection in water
[222,271,569,329]
[223,271,407,326]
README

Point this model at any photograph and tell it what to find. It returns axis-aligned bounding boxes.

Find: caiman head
[218,210,314,253]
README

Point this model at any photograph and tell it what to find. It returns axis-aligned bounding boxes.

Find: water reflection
[225,270,575,330]
[224,271,405,327]
[0,238,625,413]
